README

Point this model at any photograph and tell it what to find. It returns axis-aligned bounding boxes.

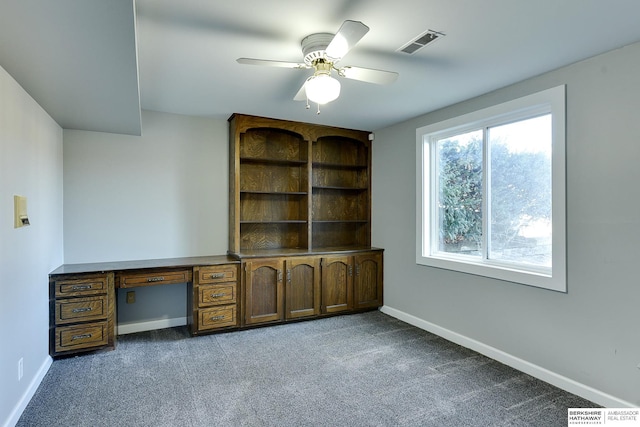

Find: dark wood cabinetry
[229,114,383,327]
[229,114,372,253]
[190,263,240,335]
[49,273,116,357]
[321,255,354,314]
[354,252,383,309]
[312,135,371,248]
[243,258,284,325]
[241,251,382,327]
[285,256,321,319]
[50,256,239,356]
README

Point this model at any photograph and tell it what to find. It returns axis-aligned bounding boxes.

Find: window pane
[436,130,483,257]
[488,115,552,267]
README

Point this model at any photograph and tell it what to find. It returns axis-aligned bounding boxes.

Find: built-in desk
[49,250,383,358]
[49,256,239,357]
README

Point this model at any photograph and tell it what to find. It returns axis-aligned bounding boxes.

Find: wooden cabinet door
[354,252,383,309]
[244,259,284,325]
[321,255,353,314]
[285,256,320,319]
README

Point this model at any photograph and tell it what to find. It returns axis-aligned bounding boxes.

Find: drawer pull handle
[147,276,165,282]
[210,293,226,298]
[210,315,225,321]
[210,273,225,279]
[72,307,93,313]
[71,333,92,340]
[72,285,92,291]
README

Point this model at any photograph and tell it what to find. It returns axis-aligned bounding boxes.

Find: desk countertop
[50,255,239,275]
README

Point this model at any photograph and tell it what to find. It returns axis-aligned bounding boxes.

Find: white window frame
[416,85,566,292]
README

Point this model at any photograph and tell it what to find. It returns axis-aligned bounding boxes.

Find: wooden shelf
[240,190,307,195]
[242,157,307,166]
[312,162,368,169]
[241,220,307,224]
[312,186,367,191]
[313,220,368,223]
[229,114,371,253]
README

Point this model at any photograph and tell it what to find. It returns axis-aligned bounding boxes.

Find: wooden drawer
[199,306,237,330]
[119,269,191,288]
[54,322,108,353]
[197,265,237,284]
[55,296,107,325]
[199,283,237,307]
[54,276,107,297]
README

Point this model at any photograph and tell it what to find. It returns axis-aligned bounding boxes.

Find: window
[416,86,566,291]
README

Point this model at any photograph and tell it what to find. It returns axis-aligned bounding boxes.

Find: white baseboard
[117,317,186,335]
[4,355,52,427]
[379,305,634,408]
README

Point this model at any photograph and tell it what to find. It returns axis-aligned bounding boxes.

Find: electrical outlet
[18,358,23,381]
[126,291,136,304]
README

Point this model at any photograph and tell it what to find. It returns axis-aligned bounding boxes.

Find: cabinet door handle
[210,293,226,298]
[210,273,225,279]
[72,307,93,313]
[72,285,92,291]
[356,265,361,276]
[287,270,291,283]
[210,315,225,321]
[277,270,283,282]
[147,276,164,282]
[348,265,353,276]
[72,333,92,340]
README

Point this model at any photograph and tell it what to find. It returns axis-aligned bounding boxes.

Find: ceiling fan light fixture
[305,74,341,105]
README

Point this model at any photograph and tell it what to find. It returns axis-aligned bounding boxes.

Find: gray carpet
[18,311,595,426]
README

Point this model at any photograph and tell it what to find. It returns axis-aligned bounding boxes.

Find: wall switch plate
[14,195,29,228]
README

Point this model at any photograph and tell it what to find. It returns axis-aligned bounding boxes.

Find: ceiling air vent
[398,29,444,54]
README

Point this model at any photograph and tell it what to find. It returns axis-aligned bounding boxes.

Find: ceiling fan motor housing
[301,33,334,65]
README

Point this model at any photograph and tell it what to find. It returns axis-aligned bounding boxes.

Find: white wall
[372,42,640,406]
[0,66,63,427]
[63,111,229,328]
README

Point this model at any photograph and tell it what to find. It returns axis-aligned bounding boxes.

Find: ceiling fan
[237,20,398,112]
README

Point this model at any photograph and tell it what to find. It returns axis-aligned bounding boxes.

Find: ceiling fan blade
[339,66,398,85]
[237,58,308,69]
[325,20,369,61]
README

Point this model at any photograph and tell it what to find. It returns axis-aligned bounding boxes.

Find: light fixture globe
[305,73,341,105]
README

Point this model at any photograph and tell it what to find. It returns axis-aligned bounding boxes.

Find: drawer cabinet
[189,264,240,334]
[118,268,191,288]
[50,272,115,356]
[199,283,237,306]
[54,277,107,297]
[199,306,237,329]
[55,295,108,324]
[197,265,237,284]
[54,322,109,352]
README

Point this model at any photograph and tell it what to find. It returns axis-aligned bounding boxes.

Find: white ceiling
[2,0,640,135]
[0,0,141,135]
